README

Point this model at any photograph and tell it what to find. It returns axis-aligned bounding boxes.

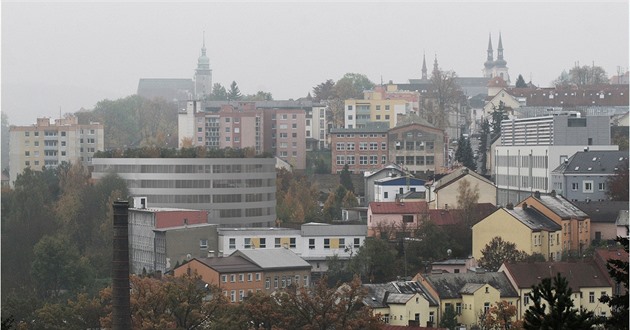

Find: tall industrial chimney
[112,200,131,329]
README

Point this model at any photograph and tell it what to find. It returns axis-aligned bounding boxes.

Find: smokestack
[112,200,131,330]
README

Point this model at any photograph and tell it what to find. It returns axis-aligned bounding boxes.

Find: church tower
[195,32,212,100]
[483,34,494,78]
[492,32,510,84]
[421,53,428,80]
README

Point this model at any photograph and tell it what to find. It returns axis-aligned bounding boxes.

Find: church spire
[486,33,493,62]
[433,54,439,74]
[201,31,207,57]
[497,32,504,61]
[421,52,428,80]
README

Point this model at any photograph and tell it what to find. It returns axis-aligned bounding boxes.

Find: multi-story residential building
[299,222,366,276]
[91,156,277,227]
[173,256,264,303]
[517,192,591,255]
[416,271,519,329]
[495,115,618,206]
[330,122,389,174]
[500,261,612,319]
[367,201,428,239]
[232,249,312,294]
[551,150,628,202]
[388,118,447,176]
[178,100,307,169]
[575,201,629,243]
[472,203,563,262]
[344,85,419,129]
[305,103,328,150]
[363,281,439,327]
[128,197,216,274]
[427,167,496,209]
[8,116,104,186]
[374,176,426,202]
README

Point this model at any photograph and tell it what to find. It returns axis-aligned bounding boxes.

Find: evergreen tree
[208,83,228,101]
[227,81,242,101]
[339,164,354,193]
[515,74,527,88]
[599,236,629,330]
[491,101,506,136]
[439,305,458,330]
[455,135,476,170]
[524,274,599,329]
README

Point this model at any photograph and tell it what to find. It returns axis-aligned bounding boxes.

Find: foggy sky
[2,1,629,125]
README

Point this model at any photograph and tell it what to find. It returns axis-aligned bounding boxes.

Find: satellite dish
[447,249,452,256]
[186,254,192,259]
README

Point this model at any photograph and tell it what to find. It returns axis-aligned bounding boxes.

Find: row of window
[264,275,309,290]
[569,181,605,193]
[394,156,435,166]
[336,155,387,166]
[336,142,387,151]
[346,105,391,111]
[308,238,361,250]
[228,237,298,250]
[394,141,435,151]
[334,133,386,138]
[93,163,274,174]
[221,272,262,283]
[271,114,299,120]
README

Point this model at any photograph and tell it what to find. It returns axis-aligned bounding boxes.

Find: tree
[456,135,476,171]
[599,236,629,330]
[515,74,527,88]
[491,101,506,136]
[327,98,345,129]
[478,118,491,175]
[606,159,629,201]
[312,79,336,102]
[339,164,354,193]
[554,63,609,86]
[228,81,242,101]
[349,238,398,283]
[421,69,463,131]
[208,83,228,101]
[478,300,519,330]
[524,274,598,329]
[333,73,375,100]
[244,91,273,101]
[612,131,629,151]
[275,275,381,330]
[322,185,358,222]
[276,169,320,223]
[440,304,458,330]
[478,237,528,271]
[31,235,93,298]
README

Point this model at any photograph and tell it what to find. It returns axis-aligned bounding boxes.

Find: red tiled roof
[369,201,428,214]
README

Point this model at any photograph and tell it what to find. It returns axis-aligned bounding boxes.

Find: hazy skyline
[2,1,629,125]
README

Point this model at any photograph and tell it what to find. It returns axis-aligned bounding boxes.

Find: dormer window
[574,166,580,171]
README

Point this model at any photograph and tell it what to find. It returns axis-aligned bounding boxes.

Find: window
[402,215,414,223]
[384,192,388,199]
[572,183,579,191]
[239,274,244,282]
[376,115,381,120]
[274,276,279,289]
[455,303,462,314]
[339,238,345,247]
[259,238,266,248]
[61,141,66,147]
[347,105,353,111]
[347,142,355,150]
[239,290,244,301]
[282,276,286,288]
[385,105,390,110]
[484,302,490,313]
[256,273,261,281]
[290,237,296,248]
[248,273,253,282]
[25,131,29,136]
[324,238,330,249]
[524,294,530,305]
[229,238,236,249]
[230,290,236,302]
[225,117,231,123]
[275,238,281,248]
[589,292,595,303]
[199,239,208,249]
[230,274,236,282]
[244,238,252,249]
[309,239,315,249]
[583,180,593,193]
[304,275,309,287]
[598,182,606,191]
[359,156,368,165]
[221,275,227,283]
[265,277,270,289]
[354,238,360,248]
[429,312,434,324]
[24,151,30,157]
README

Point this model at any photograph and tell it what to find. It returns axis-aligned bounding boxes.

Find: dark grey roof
[300,222,367,236]
[231,248,311,270]
[459,283,485,294]
[363,281,439,308]
[400,191,425,200]
[505,207,562,232]
[194,256,262,273]
[422,272,518,299]
[218,227,301,236]
[572,201,629,223]
[533,195,589,220]
[432,259,469,266]
[552,150,628,174]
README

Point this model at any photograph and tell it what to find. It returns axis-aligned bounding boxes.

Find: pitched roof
[502,261,612,290]
[552,150,628,175]
[421,272,518,299]
[364,163,411,179]
[572,201,629,223]
[459,283,485,294]
[189,256,262,273]
[374,176,425,186]
[593,248,629,287]
[428,203,497,226]
[530,194,588,220]
[433,167,494,192]
[504,206,562,232]
[369,201,428,214]
[363,281,439,308]
[231,248,311,270]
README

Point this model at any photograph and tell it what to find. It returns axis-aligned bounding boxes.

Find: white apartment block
[8,116,104,186]
[305,104,328,150]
